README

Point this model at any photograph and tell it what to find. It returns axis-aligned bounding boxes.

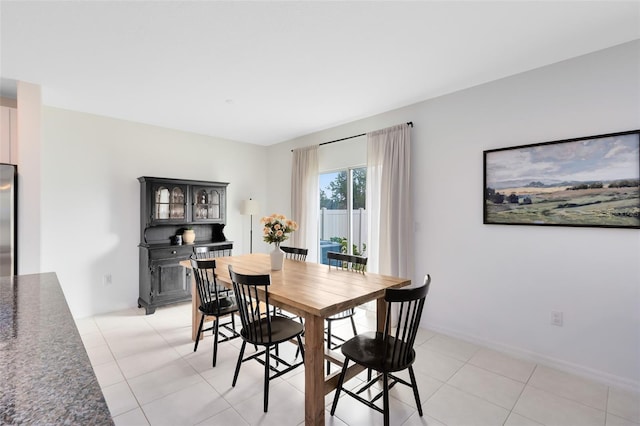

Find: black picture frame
[483,130,640,229]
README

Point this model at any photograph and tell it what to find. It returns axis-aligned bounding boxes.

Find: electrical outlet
[551,311,563,326]
[103,273,112,286]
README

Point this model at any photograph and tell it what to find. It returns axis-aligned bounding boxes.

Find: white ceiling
[1,1,639,145]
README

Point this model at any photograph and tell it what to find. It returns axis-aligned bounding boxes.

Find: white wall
[40,108,268,318]
[16,82,42,274]
[267,41,640,390]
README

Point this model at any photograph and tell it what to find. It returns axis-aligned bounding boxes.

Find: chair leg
[194,313,205,352]
[383,373,390,426]
[326,321,332,373]
[408,366,423,416]
[330,358,350,415]
[296,335,305,361]
[350,316,358,336]
[294,332,305,360]
[232,341,246,387]
[212,318,219,367]
[264,346,270,412]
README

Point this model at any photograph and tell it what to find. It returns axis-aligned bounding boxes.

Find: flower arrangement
[261,213,298,245]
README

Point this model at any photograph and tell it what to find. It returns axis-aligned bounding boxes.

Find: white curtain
[291,145,319,262]
[366,123,413,277]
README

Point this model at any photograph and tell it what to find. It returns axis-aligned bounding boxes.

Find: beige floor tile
[94,308,149,332]
[412,346,465,382]
[116,346,182,379]
[322,409,350,426]
[112,408,150,426]
[469,347,536,383]
[127,358,203,405]
[331,383,416,426]
[157,326,199,356]
[205,353,282,407]
[387,368,445,409]
[529,365,608,410]
[80,330,108,349]
[608,387,640,423]
[183,340,241,375]
[422,384,510,426]
[102,381,139,417]
[421,333,480,362]
[102,326,168,360]
[75,317,100,335]
[514,385,606,426]
[85,343,115,367]
[88,303,636,426]
[504,412,544,426]
[413,327,438,347]
[607,413,640,426]
[448,363,525,409]
[401,411,447,426]
[195,407,250,425]
[93,360,125,388]
[231,380,305,426]
[141,381,230,426]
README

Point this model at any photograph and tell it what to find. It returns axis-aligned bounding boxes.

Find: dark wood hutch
[138,176,232,314]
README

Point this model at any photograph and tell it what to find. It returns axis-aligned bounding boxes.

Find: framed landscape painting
[484,130,640,229]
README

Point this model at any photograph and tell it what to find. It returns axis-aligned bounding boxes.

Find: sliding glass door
[318,167,367,264]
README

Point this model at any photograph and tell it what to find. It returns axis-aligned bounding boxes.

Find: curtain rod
[291,121,413,152]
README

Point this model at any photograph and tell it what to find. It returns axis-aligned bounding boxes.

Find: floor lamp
[241,198,259,253]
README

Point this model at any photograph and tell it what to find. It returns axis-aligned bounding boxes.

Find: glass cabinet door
[153,185,187,222]
[192,186,224,222]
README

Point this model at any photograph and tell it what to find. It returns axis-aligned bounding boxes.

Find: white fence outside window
[318,208,368,253]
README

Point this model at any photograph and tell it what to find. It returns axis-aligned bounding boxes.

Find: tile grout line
[505,363,540,425]
[98,316,152,425]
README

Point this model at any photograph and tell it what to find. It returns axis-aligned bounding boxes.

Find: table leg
[304,314,325,425]
[191,274,201,341]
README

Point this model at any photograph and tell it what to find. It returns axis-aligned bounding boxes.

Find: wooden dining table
[182,253,411,425]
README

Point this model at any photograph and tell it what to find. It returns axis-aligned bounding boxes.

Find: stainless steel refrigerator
[0,163,17,276]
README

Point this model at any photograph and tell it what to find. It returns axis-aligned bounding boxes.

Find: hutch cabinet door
[150,259,191,301]
[191,185,226,223]
[150,183,189,224]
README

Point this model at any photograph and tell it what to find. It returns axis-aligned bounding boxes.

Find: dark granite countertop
[0,273,113,425]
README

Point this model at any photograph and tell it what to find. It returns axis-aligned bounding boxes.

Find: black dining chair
[228,265,305,412]
[325,251,367,372]
[193,245,233,259]
[192,246,232,295]
[280,246,308,261]
[276,246,308,320]
[330,274,431,426]
[191,258,240,367]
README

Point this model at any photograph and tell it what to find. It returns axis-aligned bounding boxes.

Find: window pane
[319,172,346,264]
[352,167,367,257]
[318,168,367,262]
[352,167,366,209]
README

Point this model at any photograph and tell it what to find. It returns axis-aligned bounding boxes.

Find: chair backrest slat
[193,245,233,259]
[190,258,227,312]
[228,265,274,345]
[384,274,431,366]
[327,251,367,273]
[280,246,308,261]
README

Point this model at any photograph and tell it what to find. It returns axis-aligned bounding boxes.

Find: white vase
[183,229,196,244]
[270,244,284,271]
